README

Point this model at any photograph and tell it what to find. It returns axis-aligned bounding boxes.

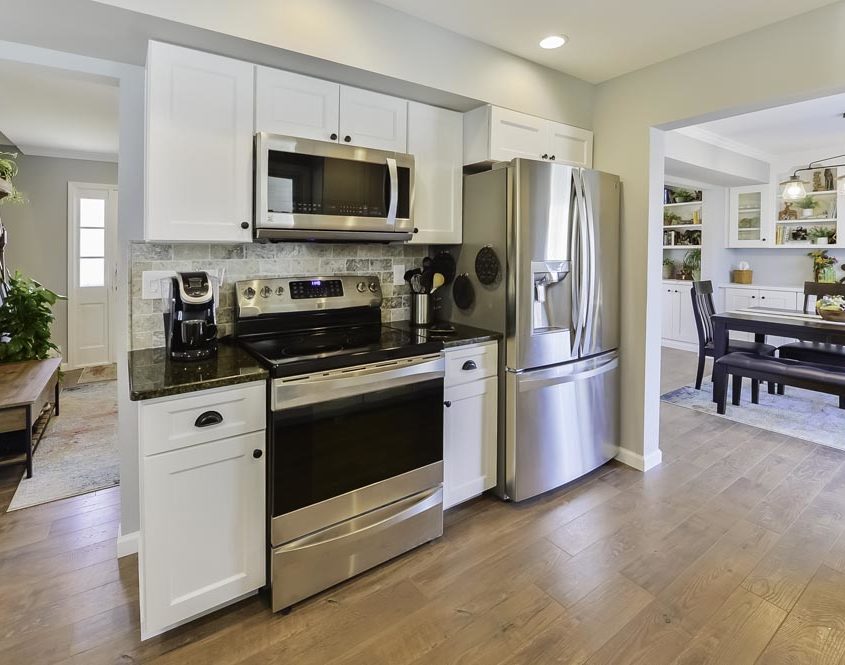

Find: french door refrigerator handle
[573,170,591,356]
[386,157,399,225]
[570,172,582,353]
[516,354,619,392]
[581,170,598,355]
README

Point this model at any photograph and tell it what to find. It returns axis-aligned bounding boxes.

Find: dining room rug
[6,379,119,512]
[661,378,845,450]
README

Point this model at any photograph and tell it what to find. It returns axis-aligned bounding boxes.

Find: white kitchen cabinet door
[662,285,678,340]
[338,86,407,152]
[141,431,265,638]
[443,376,497,509]
[146,42,254,243]
[757,289,798,311]
[255,67,340,143]
[407,102,462,245]
[724,287,758,341]
[727,185,773,248]
[676,285,699,344]
[489,106,548,161]
[546,120,593,168]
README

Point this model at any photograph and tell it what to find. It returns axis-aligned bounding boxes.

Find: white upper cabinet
[145,42,254,243]
[464,105,593,168]
[727,185,773,248]
[407,102,463,245]
[255,67,340,143]
[338,86,408,152]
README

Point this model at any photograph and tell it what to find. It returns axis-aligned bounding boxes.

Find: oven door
[269,355,444,546]
[255,133,415,241]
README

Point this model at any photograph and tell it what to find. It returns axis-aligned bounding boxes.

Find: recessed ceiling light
[539,35,567,49]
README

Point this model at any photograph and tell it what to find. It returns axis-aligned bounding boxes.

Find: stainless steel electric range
[234,274,445,612]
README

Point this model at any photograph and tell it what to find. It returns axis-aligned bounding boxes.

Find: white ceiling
[0,60,119,162]
[372,0,840,83]
[693,92,845,158]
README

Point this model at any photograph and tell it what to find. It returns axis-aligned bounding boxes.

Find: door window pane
[80,198,105,228]
[79,228,105,258]
[79,258,105,287]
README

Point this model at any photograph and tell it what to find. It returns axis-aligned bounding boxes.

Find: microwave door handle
[386,157,398,225]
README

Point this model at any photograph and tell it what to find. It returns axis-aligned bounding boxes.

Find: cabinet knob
[413,227,419,234]
[443,401,452,408]
[541,153,549,159]
[253,449,263,459]
[751,295,756,299]
[462,360,478,371]
[550,155,556,161]
[344,135,352,143]
[330,133,338,141]
[761,296,766,299]
[241,221,249,230]
[195,411,223,428]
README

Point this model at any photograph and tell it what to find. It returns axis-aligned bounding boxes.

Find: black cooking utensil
[453,274,475,310]
[432,251,456,286]
[475,246,501,285]
[403,268,421,283]
[422,256,433,271]
[420,268,434,293]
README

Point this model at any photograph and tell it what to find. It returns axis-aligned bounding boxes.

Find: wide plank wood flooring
[1,347,845,664]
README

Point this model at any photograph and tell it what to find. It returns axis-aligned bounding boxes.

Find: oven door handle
[272,355,445,410]
[386,157,398,226]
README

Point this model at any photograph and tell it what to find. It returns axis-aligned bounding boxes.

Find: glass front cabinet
[727,185,773,248]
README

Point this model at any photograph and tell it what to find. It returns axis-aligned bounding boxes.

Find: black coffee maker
[163,271,219,361]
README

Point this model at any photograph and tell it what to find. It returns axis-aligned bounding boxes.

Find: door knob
[253,449,263,459]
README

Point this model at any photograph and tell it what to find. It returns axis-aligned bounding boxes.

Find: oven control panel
[235,275,381,318]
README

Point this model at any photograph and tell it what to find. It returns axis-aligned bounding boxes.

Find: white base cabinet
[722,286,800,346]
[662,281,698,349]
[138,382,266,639]
[442,342,498,509]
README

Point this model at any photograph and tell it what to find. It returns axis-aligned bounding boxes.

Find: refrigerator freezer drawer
[505,352,619,501]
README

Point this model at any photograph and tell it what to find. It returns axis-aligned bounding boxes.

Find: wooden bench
[0,358,61,478]
[713,351,845,415]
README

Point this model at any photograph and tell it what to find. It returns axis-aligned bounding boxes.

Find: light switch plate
[141,271,175,299]
[393,264,406,286]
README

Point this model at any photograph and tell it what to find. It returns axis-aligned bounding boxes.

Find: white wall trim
[661,339,698,353]
[615,446,663,472]
[675,126,775,163]
[18,144,118,163]
[116,524,139,558]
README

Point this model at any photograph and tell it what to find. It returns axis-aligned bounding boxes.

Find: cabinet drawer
[444,342,498,387]
[140,382,266,456]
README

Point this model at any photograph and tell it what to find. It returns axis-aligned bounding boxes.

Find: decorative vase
[818,266,837,283]
[802,208,814,218]
[662,264,673,280]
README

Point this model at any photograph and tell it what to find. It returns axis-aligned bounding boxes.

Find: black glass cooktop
[238,324,443,377]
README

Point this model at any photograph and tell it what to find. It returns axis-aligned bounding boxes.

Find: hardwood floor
[1,347,845,664]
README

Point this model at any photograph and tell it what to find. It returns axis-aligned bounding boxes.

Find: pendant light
[780,175,806,201]
[780,152,845,200]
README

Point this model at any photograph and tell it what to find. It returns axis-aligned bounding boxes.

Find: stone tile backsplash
[129,242,428,350]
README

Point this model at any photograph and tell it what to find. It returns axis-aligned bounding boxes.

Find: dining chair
[777,281,845,368]
[690,280,776,390]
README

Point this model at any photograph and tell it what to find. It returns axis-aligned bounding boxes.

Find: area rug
[661,379,845,451]
[6,380,119,511]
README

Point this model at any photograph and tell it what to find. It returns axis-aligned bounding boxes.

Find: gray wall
[0,146,117,355]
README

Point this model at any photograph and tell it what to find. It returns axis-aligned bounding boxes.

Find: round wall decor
[453,274,475,310]
[475,246,501,285]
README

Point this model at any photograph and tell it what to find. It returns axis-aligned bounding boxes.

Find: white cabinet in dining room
[145,42,254,243]
[723,286,799,345]
[661,282,698,348]
[255,67,340,143]
[463,105,593,168]
[407,102,463,245]
[338,86,407,152]
[727,185,774,248]
[138,382,266,639]
[442,342,498,509]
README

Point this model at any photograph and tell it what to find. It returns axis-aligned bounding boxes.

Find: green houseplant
[683,248,701,281]
[662,257,675,280]
[0,151,24,204]
[0,272,65,362]
[796,195,820,218]
[809,226,835,245]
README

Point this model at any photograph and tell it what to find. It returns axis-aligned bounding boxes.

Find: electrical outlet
[141,270,176,299]
[393,264,406,286]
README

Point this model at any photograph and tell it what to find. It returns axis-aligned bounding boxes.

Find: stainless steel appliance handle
[276,486,442,553]
[572,171,590,355]
[272,355,444,410]
[386,157,398,225]
[581,171,598,354]
[515,354,618,392]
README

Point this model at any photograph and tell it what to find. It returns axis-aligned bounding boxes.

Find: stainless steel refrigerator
[443,159,620,501]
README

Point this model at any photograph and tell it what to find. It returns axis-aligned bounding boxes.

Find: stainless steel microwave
[254,133,415,242]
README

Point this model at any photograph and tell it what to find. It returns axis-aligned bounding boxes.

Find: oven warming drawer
[271,486,443,611]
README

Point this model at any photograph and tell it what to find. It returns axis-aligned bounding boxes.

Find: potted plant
[683,248,701,281]
[0,272,65,362]
[809,249,838,283]
[662,257,675,280]
[796,195,820,219]
[672,188,699,203]
[0,151,24,293]
[809,226,835,245]
[663,211,682,226]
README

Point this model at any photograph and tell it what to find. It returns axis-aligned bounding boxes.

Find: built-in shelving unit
[774,169,838,246]
[663,185,703,280]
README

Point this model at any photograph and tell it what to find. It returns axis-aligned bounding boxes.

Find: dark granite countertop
[387,321,501,348]
[129,344,269,401]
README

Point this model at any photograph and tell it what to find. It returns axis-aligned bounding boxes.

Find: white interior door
[68,182,117,368]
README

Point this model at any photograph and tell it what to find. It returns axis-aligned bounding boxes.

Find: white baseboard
[117,524,139,558]
[615,447,663,472]
[661,339,698,353]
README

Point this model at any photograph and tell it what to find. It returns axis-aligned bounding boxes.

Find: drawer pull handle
[194,411,223,428]
[444,401,452,408]
[461,360,478,371]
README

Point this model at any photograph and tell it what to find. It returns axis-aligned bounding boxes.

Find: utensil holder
[411,293,433,327]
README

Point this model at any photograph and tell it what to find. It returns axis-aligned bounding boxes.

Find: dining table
[711,306,845,402]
